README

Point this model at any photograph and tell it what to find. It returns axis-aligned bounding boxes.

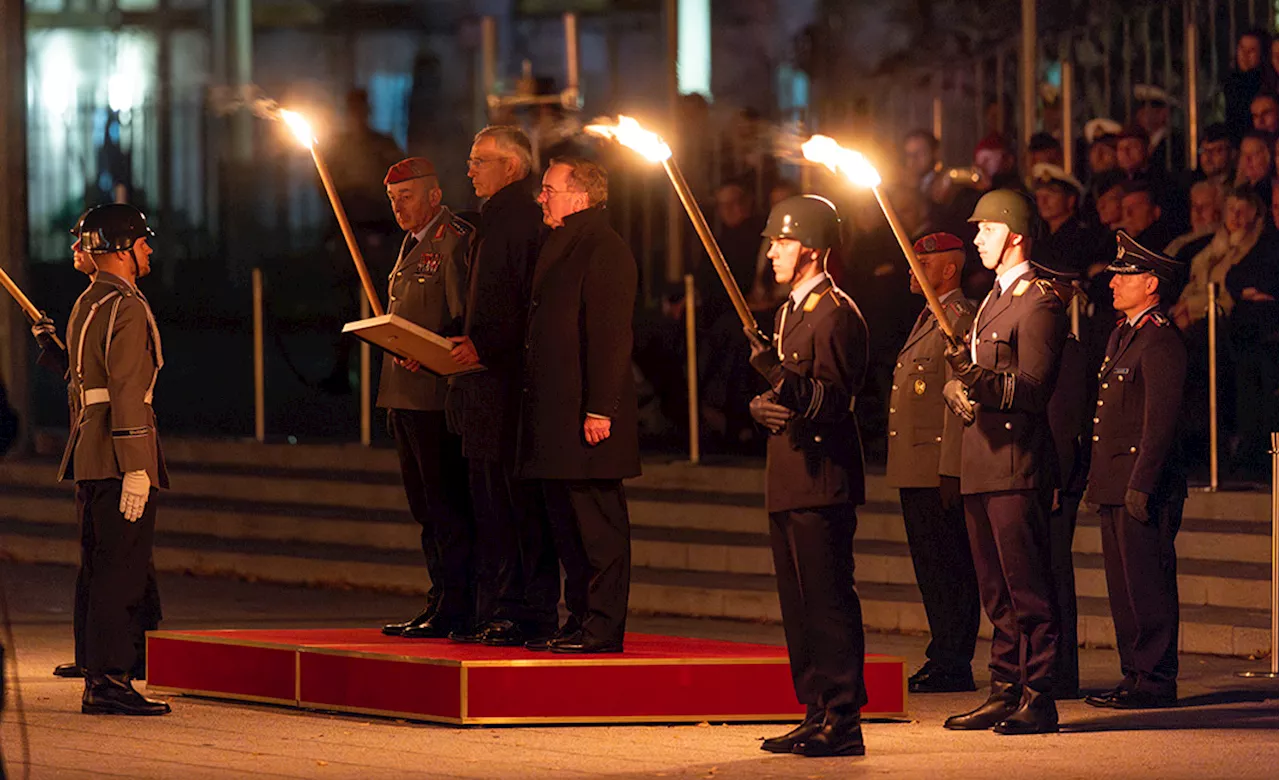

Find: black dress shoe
[447,622,491,643]
[993,687,1059,735]
[909,665,977,693]
[799,711,865,758]
[479,621,527,647]
[944,680,1022,730]
[54,662,84,679]
[760,710,825,753]
[383,608,433,637]
[82,674,170,716]
[401,619,462,639]
[524,620,581,652]
[1105,688,1177,710]
[548,633,623,654]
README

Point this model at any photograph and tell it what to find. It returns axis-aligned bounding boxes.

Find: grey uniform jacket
[57,272,168,488]
[884,292,977,488]
[375,208,471,411]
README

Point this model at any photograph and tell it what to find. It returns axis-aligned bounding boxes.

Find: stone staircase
[0,438,1272,657]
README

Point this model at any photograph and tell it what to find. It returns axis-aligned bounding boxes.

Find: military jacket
[375,207,471,411]
[885,291,976,488]
[959,269,1068,495]
[1084,308,1187,506]
[765,277,869,513]
[57,272,168,487]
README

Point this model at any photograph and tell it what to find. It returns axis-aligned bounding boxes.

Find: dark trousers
[74,479,157,676]
[74,560,160,675]
[1099,499,1183,695]
[963,489,1060,693]
[899,487,979,672]
[769,504,867,713]
[470,458,560,632]
[390,409,473,625]
[540,479,631,644]
[1050,492,1082,696]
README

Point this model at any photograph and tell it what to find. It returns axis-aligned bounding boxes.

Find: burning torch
[278,109,385,317]
[801,135,958,344]
[585,116,756,331]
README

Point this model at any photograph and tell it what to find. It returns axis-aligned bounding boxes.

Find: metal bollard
[684,273,700,465]
[1238,431,1280,678]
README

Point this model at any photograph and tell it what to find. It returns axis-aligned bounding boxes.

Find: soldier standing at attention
[942,190,1068,735]
[1084,232,1187,710]
[884,232,980,694]
[745,195,869,758]
[376,157,476,640]
[60,204,170,716]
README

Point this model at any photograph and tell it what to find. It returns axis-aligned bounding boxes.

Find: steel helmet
[761,194,842,251]
[968,188,1040,238]
[75,203,154,254]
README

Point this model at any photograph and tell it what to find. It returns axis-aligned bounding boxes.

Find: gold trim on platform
[146,686,298,708]
[297,700,466,726]
[460,656,792,668]
[146,631,304,651]
[459,666,469,721]
[298,646,464,667]
[459,712,811,726]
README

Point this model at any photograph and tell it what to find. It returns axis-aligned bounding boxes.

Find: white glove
[120,470,151,522]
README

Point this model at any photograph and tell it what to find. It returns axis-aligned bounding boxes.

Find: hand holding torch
[0,265,66,351]
[801,135,959,345]
[585,116,756,332]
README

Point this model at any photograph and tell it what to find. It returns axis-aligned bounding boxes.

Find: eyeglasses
[467,156,504,169]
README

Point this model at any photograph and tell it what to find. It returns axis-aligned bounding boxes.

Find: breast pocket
[781,339,814,373]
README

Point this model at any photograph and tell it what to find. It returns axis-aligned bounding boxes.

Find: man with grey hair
[447,126,559,648]
[518,156,639,653]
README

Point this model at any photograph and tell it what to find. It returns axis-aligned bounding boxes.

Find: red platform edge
[147,629,907,725]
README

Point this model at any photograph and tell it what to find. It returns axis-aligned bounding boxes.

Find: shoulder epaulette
[949,298,976,315]
[448,214,474,235]
[1137,310,1171,329]
[1012,279,1032,297]
[803,291,824,312]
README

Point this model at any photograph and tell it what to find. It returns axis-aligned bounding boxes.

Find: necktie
[401,234,419,262]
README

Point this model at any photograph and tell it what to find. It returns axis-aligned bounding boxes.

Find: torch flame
[584,115,672,162]
[801,134,882,188]
[279,109,315,149]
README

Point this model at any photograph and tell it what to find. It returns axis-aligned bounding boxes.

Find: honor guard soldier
[885,232,981,694]
[745,195,869,758]
[942,189,1069,735]
[1084,232,1187,710]
[376,157,476,640]
[59,204,170,716]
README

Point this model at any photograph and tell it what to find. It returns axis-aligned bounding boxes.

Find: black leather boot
[53,662,84,679]
[82,674,171,716]
[993,687,1059,734]
[760,709,824,753]
[799,709,866,757]
[944,680,1022,730]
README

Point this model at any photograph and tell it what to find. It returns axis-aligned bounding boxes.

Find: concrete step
[2,516,1268,659]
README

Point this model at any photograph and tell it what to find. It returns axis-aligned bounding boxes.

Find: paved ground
[0,562,1275,780]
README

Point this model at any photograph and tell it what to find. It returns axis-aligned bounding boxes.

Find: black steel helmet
[967,188,1040,238]
[76,203,154,254]
[761,194,842,251]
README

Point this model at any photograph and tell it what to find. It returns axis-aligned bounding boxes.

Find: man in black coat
[942,190,1068,735]
[447,127,559,647]
[518,156,639,654]
[745,195,869,758]
[1084,232,1187,710]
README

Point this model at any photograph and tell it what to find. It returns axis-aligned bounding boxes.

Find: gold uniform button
[889,407,896,414]
[396,272,403,278]
[1097,400,1104,406]
[1129,446,1137,453]
[934,436,942,443]
[1117,375,1125,382]
[892,384,898,390]
[1004,422,1012,430]
[889,431,898,437]
[916,364,924,371]
[1092,434,1100,442]
[1093,417,1100,424]
[814,435,823,443]
[991,332,998,338]
[896,362,902,369]
[792,352,799,360]
[1102,383,1109,389]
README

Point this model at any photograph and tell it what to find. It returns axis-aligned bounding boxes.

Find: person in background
[1027,132,1064,170]
[1223,29,1274,141]
[903,129,943,196]
[1165,181,1224,264]
[1234,130,1277,206]
[1250,91,1278,134]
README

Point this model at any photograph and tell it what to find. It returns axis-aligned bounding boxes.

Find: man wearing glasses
[447,127,560,648]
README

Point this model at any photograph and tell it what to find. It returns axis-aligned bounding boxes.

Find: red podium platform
[147,629,907,726]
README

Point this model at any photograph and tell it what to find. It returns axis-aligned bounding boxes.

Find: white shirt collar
[1126,303,1159,326]
[788,272,829,310]
[996,261,1032,295]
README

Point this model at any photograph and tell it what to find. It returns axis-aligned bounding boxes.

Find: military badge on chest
[416,253,444,277]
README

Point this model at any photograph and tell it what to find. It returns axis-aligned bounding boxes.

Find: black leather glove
[744,327,782,383]
[939,475,962,510]
[1124,488,1150,524]
[749,392,792,433]
[942,379,976,425]
[31,314,59,352]
[943,338,980,384]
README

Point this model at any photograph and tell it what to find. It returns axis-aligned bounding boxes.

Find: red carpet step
[147,629,907,725]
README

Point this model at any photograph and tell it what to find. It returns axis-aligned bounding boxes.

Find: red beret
[384,157,437,185]
[913,232,964,254]
[974,132,1010,156]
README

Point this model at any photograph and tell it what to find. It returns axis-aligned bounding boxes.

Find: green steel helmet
[761,194,842,251]
[76,203,154,254]
[968,188,1039,238]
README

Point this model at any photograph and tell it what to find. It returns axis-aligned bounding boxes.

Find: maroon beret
[913,232,964,254]
[384,157,437,185]
[973,132,1010,156]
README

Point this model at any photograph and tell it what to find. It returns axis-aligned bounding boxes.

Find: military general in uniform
[884,232,980,694]
[59,204,170,716]
[1084,232,1187,710]
[376,157,476,640]
[942,190,1068,735]
[745,195,869,758]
